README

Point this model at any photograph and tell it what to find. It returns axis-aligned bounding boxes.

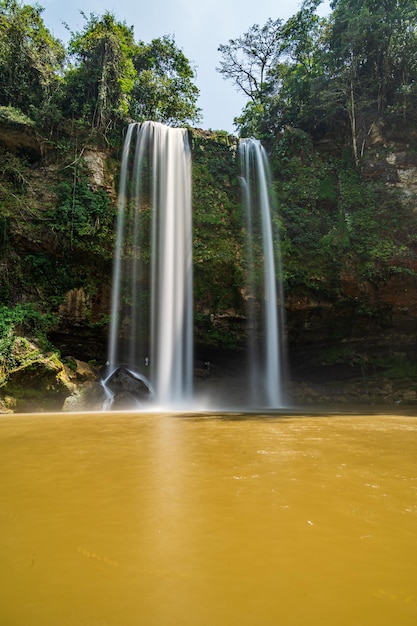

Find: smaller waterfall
[240,138,286,407]
[106,121,193,408]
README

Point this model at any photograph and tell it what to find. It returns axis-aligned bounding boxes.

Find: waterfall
[106,121,193,408]
[239,138,285,407]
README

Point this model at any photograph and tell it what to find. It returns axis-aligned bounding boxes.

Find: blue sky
[31,0,331,132]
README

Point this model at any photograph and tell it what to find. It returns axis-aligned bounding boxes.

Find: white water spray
[240,138,285,407]
[107,121,193,407]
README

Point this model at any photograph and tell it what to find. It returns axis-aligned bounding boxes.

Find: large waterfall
[105,123,285,410]
[240,138,285,407]
[106,121,193,407]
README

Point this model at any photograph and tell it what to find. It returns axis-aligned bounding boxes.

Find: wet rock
[107,390,139,410]
[62,381,107,412]
[103,366,153,409]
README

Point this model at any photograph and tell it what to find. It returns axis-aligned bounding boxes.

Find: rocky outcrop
[2,118,417,411]
[0,338,109,413]
[0,108,41,159]
[287,376,417,407]
[83,148,117,201]
[58,285,112,327]
[363,122,417,198]
[62,365,154,412]
[0,337,75,412]
[62,382,106,412]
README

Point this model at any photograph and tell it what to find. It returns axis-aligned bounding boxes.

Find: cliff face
[1,119,417,394]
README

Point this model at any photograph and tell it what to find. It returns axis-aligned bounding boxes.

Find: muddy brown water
[1,411,416,625]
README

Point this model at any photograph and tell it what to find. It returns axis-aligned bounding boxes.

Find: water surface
[1,411,416,625]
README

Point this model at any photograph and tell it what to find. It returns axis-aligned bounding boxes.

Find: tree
[267,0,326,131]
[226,0,417,145]
[217,18,283,102]
[228,2,326,137]
[130,35,201,126]
[62,11,137,131]
[0,0,65,115]
[326,0,417,161]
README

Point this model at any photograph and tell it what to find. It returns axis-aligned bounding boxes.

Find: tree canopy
[0,2,201,133]
[218,0,417,153]
[216,18,283,102]
[131,35,201,127]
[2,0,417,150]
[0,0,65,115]
[62,11,137,131]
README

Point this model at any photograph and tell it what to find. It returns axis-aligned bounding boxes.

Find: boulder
[103,366,153,409]
[62,366,154,411]
[1,337,75,412]
[62,381,107,412]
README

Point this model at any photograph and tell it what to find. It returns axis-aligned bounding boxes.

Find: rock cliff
[1,119,417,410]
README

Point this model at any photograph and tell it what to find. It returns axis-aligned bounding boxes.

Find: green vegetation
[270,128,417,293]
[0,303,57,384]
[191,132,242,314]
[62,11,137,132]
[0,303,56,347]
[375,356,417,380]
[0,0,65,117]
[53,167,114,253]
[0,2,201,138]
[218,0,417,148]
[1,0,417,374]
[214,0,417,314]
[131,35,201,126]
[0,105,35,127]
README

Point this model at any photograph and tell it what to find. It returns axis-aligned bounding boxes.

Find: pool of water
[1,411,416,625]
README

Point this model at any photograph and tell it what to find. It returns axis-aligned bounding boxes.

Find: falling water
[240,138,285,407]
[107,121,193,407]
